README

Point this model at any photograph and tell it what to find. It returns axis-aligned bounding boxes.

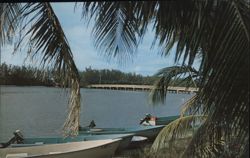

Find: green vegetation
[0,63,156,86]
[81,67,156,86]
[0,63,54,86]
[0,64,199,87]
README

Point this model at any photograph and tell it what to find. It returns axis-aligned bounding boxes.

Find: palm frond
[240,137,249,158]
[151,115,207,153]
[0,3,21,48]
[180,94,204,117]
[15,3,81,136]
[81,2,141,62]
[134,1,249,156]
[149,65,199,104]
[65,0,249,155]
[182,1,250,156]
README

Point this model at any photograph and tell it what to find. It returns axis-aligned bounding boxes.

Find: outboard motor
[0,130,24,148]
[139,113,152,125]
[140,113,157,126]
[88,120,96,128]
[79,120,96,131]
[13,130,24,143]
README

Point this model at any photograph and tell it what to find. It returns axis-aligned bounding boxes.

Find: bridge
[87,84,198,94]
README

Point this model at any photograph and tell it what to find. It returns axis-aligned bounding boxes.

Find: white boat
[77,134,134,151]
[0,138,121,158]
[79,125,164,141]
[17,133,134,152]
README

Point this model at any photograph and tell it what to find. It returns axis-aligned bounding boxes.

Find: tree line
[0,63,54,86]
[0,63,197,87]
[80,67,157,86]
[0,63,157,87]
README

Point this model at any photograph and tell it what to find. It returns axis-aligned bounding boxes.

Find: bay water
[0,86,192,141]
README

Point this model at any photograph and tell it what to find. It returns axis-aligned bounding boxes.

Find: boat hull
[133,126,164,140]
[77,134,134,152]
[155,115,179,125]
[79,125,165,141]
[0,139,121,158]
[141,115,179,126]
[16,134,134,153]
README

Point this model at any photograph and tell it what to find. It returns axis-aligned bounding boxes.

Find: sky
[1,3,194,76]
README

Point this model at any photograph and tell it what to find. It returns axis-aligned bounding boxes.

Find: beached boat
[80,134,134,151]
[22,133,133,152]
[0,130,134,154]
[155,115,179,125]
[0,138,121,158]
[79,125,164,141]
[140,114,179,126]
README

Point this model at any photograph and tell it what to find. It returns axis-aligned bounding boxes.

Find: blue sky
[1,3,191,76]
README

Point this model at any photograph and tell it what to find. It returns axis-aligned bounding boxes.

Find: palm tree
[80,1,249,157]
[151,114,207,157]
[149,65,200,104]
[1,1,249,157]
[149,65,207,157]
[0,3,80,136]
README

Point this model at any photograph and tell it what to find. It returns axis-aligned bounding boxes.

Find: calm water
[0,86,192,141]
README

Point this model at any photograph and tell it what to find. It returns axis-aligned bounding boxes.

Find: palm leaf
[182,1,249,156]
[0,3,21,48]
[81,2,141,62]
[149,65,199,104]
[180,94,203,117]
[151,115,207,153]
[15,3,81,136]
[82,1,249,156]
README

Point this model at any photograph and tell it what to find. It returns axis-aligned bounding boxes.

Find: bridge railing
[87,84,198,93]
